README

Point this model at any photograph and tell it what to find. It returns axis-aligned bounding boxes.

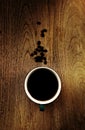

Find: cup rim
[24,67,61,105]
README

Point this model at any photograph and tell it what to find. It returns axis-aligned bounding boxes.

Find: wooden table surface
[0,0,85,130]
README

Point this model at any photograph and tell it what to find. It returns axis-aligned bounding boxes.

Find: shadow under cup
[24,67,61,111]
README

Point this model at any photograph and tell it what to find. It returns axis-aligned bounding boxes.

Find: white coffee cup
[24,67,61,111]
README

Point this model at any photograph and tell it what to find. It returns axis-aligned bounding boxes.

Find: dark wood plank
[0,0,85,130]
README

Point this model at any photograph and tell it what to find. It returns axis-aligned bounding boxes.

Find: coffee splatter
[41,29,47,33]
[0,31,2,34]
[30,40,48,64]
[30,21,48,64]
[37,41,41,46]
[41,33,45,37]
[37,21,41,25]
[41,29,47,37]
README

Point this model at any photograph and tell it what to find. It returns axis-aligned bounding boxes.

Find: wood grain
[0,0,85,130]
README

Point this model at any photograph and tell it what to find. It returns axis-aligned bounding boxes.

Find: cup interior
[24,67,61,104]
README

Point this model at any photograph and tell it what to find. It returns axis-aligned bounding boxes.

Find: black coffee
[27,68,58,101]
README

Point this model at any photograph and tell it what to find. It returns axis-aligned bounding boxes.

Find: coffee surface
[27,68,58,101]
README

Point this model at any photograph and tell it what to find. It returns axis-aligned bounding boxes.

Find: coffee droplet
[41,29,47,32]
[37,41,41,46]
[34,56,43,62]
[37,21,41,25]
[41,33,45,37]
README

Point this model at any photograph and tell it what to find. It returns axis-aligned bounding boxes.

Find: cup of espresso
[24,67,61,111]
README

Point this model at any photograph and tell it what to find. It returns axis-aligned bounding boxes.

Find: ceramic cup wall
[24,67,61,111]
